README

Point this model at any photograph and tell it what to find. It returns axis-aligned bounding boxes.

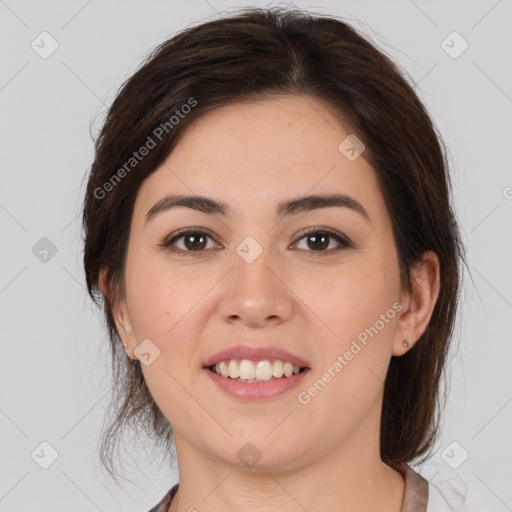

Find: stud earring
[403,340,410,349]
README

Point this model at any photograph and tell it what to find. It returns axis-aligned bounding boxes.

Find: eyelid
[160,227,221,254]
[160,225,352,255]
[293,225,352,248]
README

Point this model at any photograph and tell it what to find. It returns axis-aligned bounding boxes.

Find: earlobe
[393,251,441,357]
[112,301,137,355]
[99,268,138,360]
[98,268,111,301]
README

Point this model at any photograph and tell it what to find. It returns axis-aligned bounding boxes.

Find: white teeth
[219,361,229,378]
[211,359,303,382]
[255,360,273,380]
[239,359,256,380]
[228,359,240,379]
[272,360,284,378]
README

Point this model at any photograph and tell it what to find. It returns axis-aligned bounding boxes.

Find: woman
[82,7,470,511]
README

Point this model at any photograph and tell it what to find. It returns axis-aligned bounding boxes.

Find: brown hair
[81,6,468,484]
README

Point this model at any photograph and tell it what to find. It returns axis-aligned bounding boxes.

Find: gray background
[1,0,511,510]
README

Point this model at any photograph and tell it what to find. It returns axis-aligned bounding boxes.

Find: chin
[209,435,307,472]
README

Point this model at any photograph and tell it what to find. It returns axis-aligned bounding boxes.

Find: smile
[204,361,310,400]
[209,358,307,383]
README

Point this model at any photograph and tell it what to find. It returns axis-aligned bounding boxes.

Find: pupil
[186,234,206,250]
[309,234,328,250]
[184,233,330,251]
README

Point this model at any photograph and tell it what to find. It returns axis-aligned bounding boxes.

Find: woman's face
[111,94,417,471]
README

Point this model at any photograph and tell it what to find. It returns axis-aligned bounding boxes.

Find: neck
[169,456,404,512]
[167,401,405,512]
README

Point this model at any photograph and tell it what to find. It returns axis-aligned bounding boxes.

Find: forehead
[134,95,386,225]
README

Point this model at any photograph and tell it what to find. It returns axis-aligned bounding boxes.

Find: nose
[217,242,294,328]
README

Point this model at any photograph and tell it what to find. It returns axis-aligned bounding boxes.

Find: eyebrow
[145,193,370,224]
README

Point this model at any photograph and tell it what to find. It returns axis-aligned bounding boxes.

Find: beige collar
[150,463,429,512]
[400,463,429,511]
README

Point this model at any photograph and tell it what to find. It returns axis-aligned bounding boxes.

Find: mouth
[203,360,310,400]
[202,344,311,383]
[202,344,311,399]
[206,359,309,383]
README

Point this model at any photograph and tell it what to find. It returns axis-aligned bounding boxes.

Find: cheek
[300,260,398,414]
[299,261,395,340]
[125,255,208,338]
[295,273,396,441]
[125,259,208,424]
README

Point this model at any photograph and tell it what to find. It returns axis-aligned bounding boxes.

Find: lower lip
[203,368,310,400]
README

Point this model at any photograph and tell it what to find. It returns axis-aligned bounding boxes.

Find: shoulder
[147,472,486,512]
[401,462,480,512]
[422,469,484,512]
[147,483,179,512]
[427,480,467,511]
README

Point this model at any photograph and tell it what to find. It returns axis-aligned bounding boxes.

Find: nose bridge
[233,235,277,299]
[218,234,293,325]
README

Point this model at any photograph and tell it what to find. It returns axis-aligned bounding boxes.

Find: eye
[160,228,219,255]
[293,226,352,254]
[160,226,352,256]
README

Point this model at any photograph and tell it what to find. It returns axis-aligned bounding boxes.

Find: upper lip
[203,344,310,368]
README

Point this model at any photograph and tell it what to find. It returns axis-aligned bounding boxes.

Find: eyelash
[160,226,353,257]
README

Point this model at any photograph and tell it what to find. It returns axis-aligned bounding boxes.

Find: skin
[100,94,440,512]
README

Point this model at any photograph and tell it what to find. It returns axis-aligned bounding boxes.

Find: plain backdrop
[0,0,511,510]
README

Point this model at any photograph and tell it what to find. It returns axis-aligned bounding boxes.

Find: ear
[99,268,138,360]
[393,250,441,356]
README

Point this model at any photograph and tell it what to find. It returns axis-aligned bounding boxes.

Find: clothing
[147,463,468,512]
[148,483,177,512]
